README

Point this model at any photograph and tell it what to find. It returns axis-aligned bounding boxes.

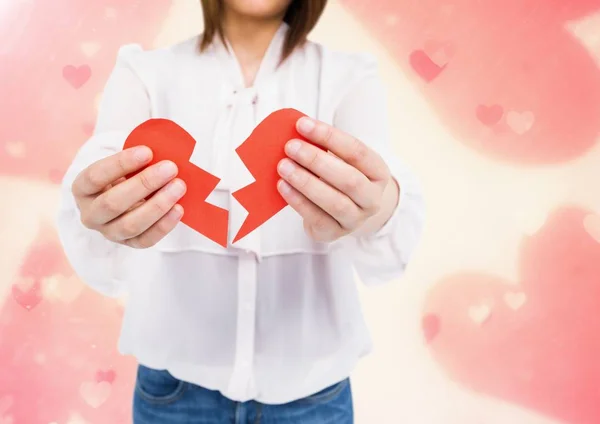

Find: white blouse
[56,23,425,404]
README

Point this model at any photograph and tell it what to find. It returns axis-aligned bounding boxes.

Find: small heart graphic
[124,109,322,247]
[476,104,504,127]
[62,65,92,89]
[506,110,535,135]
[11,279,42,311]
[409,50,445,82]
[80,42,101,58]
[95,369,116,384]
[504,291,527,310]
[468,303,492,325]
[583,213,600,243]
[79,381,111,408]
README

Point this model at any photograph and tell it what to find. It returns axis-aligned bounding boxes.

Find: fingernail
[278,159,295,177]
[159,161,177,178]
[134,146,152,162]
[297,117,315,134]
[286,140,302,156]
[278,179,291,195]
[168,179,186,197]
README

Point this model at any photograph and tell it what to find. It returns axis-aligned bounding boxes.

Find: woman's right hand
[71,145,187,248]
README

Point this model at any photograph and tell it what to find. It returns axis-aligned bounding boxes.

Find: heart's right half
[422,207,600,424]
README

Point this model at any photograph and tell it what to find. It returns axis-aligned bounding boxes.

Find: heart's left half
[123,119,229,247]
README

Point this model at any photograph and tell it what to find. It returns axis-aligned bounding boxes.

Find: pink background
[1,1,599,423]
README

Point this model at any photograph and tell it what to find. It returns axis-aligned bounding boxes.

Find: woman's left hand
[277,116,397,242]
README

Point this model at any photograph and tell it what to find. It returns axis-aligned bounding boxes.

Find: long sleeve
[333,57,426,286]
[55,44,150,297]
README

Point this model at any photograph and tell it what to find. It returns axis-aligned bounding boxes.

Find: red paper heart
[123,119,229,247]
[422,207,600,424]
[232,108,323,242]
[123,108,319,247]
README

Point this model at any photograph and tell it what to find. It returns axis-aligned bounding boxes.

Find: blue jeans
[133,365,354,424]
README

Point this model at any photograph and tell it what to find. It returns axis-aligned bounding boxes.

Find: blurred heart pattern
[341,0,600,165]
[0,1,170,423]
[1,0,600,423]
[422,208,600,424]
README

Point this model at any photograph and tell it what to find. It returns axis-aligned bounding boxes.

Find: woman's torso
[114,24,376,404]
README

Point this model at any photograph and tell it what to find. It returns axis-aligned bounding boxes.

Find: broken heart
[123,108,322,247]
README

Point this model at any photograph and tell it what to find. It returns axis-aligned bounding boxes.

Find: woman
[57,0,425,422]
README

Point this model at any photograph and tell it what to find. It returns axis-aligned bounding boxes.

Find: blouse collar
[208,21,289,89]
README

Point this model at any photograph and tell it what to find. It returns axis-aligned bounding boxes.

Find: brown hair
[199,0,328,62]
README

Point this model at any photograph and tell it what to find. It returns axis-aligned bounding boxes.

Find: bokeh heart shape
[422,207,600,424]
[340,0,600,165]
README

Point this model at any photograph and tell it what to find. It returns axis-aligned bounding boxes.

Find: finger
[85,160,178,227]
[278,158,364,230]
[123,204,184,249]
[296,117,390,183]
[277,180,345,242]
[284,139,380,211]
[73,146,153,197]
[126,199,146,213]
[102,178,186,241]
[100,177,127,194]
